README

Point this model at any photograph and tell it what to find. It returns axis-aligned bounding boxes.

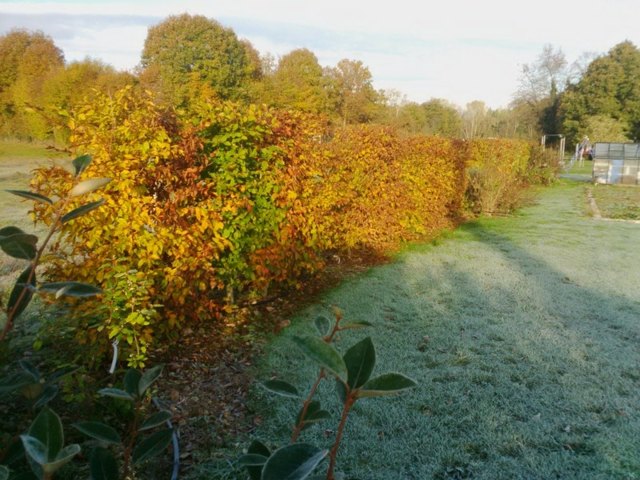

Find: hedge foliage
[30,87,545,365]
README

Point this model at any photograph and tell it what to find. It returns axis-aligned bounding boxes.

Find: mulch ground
[154,250,389,475]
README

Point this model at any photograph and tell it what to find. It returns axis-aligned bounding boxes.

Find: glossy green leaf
[69,178,111,197]
[292,336,347,381]
[247,439,271,480]
[335,379,347,404]
[138,365,163,396]
[0,465,9,480]
[8,266,36,319]
[90,447,119,480]
[343,336,376,389]
[5,190,53,205]
[43,444,81,474]
[261,443,328,480]
[28,407,63,460]
[313,316,331,336]
[358,373,417,398]
[72,154,92,176]
[262,380,300,398]
[139,411,172,431]
[61,199,105,223]
[0,232,37,260]
[339,321,373,330]
[73,421,121,445]
[98,388,134,401]
[39,281,103,298]
[237,453,268,466]
[132,429,173,465]
[18,360,40,382]
[0,226,24,239]
[20,435,47,465]
[118,370,140,399]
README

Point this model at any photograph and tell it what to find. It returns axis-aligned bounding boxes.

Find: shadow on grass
[244,182,640,480]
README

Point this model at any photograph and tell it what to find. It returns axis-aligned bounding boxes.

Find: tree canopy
[140,13,254,106]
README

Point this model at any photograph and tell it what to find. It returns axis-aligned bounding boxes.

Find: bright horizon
[1,0,639,109]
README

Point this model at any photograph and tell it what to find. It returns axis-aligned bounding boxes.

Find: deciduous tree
[140,14,254,106]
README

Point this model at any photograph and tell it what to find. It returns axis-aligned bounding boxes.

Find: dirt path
[243,178,640,480]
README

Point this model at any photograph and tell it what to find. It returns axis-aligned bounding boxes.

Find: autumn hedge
[30,87,539,365]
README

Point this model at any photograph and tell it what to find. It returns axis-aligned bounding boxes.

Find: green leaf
[61,199,105,223]
[296,401,331,430]
[18,360,40,382]
[8,266,36,320]
[5,190,53,205]
[0,371,33,394]
[43,444,81,475]
[339,321,373,330]
[98,388,134,401]
[262,380,300,398]
[69,177,112,197]
[132,429,173,465]
[39,281,103,298]
[247,439,270,480]
[138,365,163,396]
[292,336,347,381]
[0,226,23,238]
[0,465,9,480]
[358,373,417,398]
[33,384,59,409]
[343,336,376,389]
[72,422,121,445]
[72,154,92,176]
[0,232,37,260]
[139,411,172,431]
[20,435,47,465]
[123,369,142,396]
[261,443,328,480]
[28,407,63,460]
[237,453,268,466]
[335,379,347,404]
[89,447,119,480]
[313,316,331,336]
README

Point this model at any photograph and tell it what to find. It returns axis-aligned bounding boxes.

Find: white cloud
[1,0,639,107]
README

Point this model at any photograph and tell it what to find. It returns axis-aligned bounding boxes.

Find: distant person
[577,136,591,165]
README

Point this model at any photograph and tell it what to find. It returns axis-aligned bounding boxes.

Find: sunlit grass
[591,185,640,220]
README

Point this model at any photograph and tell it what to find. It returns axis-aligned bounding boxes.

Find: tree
[421,99,462,137]
[512,44,567,136]
[140,14,254,106]
[258,48,331,114]
[41,59,135,142]
[328,59,379,125]
[0,29,64,138]
[583,114,629,142]
[461,101,490,139]
[560,41,640,143]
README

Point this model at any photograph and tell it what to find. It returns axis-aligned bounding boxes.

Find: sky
[1,0,639,109]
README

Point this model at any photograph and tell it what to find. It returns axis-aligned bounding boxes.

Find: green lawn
[212,179,640,479]
[591,185,640,221]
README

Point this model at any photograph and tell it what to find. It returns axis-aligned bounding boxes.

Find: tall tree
[0,29,64,138]
[140,14,254,106]
[560,41,640,143]
[461,101,489,139]
[512,44,567,135]
[258,48,331,114]
[328,59,379,125]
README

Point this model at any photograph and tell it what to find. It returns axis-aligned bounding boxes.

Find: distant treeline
[1,14,639,145]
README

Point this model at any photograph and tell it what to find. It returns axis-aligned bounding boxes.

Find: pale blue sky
[1,0,639,108]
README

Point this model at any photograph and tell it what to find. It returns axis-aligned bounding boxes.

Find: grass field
[0,140,68,291]
[212,178,640,480]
